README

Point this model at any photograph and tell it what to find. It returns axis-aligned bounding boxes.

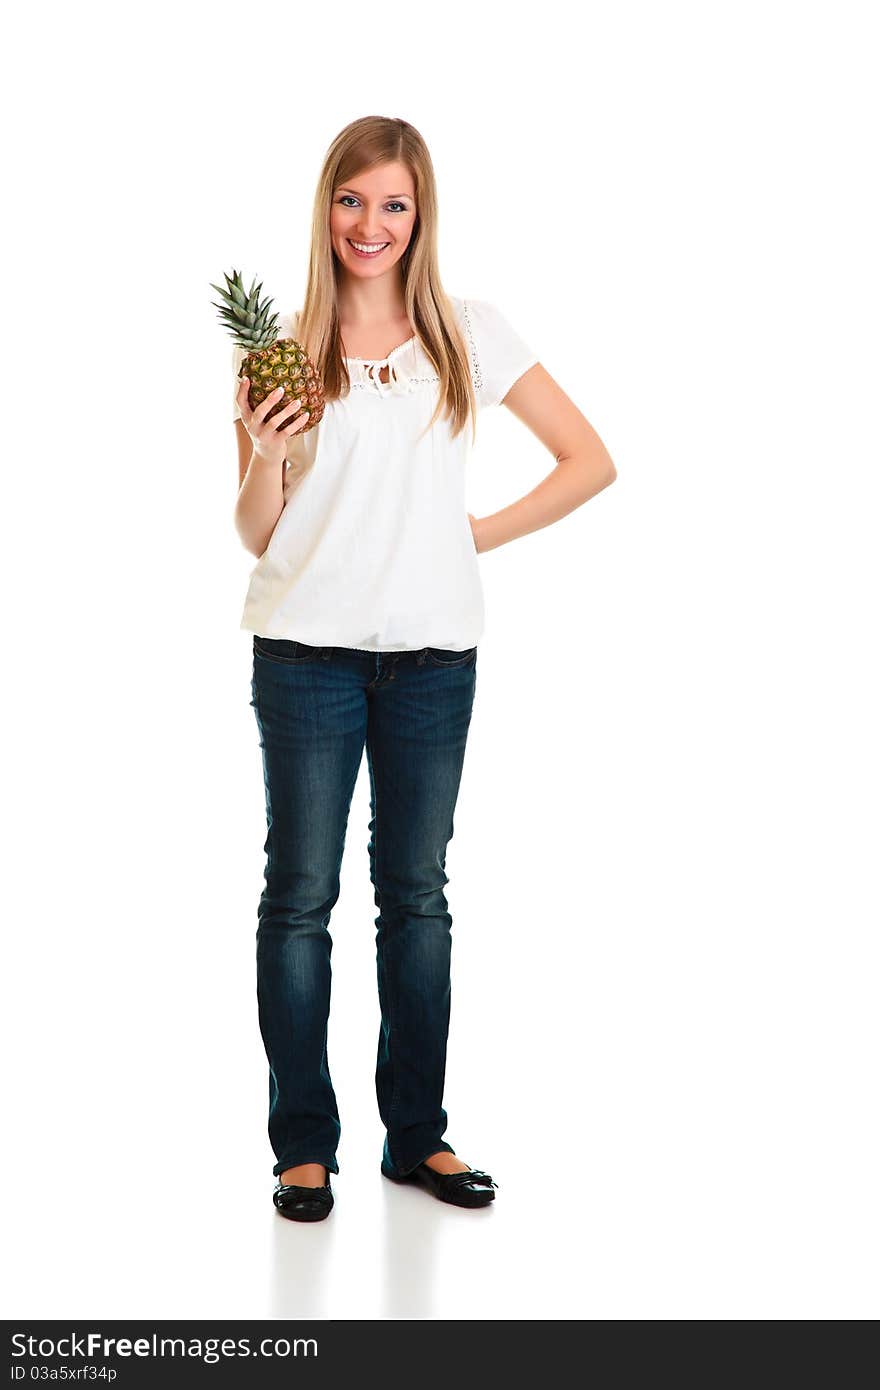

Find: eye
[337,196,408,212]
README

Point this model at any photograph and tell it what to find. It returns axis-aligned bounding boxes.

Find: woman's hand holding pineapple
[237,377,312,468]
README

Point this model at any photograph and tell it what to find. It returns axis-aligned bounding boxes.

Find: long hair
[296,116,477,445]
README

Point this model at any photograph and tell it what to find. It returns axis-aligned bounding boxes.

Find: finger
[253,384,287,426]
[271,397,305,431]
[284,407,311,434]
[236,375,253,418]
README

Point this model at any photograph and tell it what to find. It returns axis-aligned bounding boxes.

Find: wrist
[474,512,501,553]
[468,511,489,554]
[251,448,284,470]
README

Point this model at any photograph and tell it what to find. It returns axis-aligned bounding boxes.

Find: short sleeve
[462,298,539,409]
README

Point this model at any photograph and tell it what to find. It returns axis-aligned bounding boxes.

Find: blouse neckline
[344,333,425,398]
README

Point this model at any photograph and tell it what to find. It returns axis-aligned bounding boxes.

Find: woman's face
[330,161,417,280]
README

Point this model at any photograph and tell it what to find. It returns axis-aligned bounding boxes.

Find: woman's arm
[234,419,286,558]
[470,364,616,554]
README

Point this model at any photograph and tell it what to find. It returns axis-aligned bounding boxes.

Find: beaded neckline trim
[460,299,483,392]
[348,372,440,391]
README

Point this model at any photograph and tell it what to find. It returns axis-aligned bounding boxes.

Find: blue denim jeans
[249,636,478,1179]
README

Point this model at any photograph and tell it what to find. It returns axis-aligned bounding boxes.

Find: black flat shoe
[272,1170,334,1222]
[382,1161,498,1208]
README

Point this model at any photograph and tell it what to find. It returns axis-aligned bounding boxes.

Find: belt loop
[320,647,331,660]
[416,648,428,665]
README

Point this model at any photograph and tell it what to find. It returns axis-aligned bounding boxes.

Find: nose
[354,214,388,239]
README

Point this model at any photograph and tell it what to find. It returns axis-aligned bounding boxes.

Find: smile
[348,240,390,257]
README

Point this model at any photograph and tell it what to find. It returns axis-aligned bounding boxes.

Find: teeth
[350,240,389,253]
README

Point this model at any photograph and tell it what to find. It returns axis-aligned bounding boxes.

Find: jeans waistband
[253,635,476,666]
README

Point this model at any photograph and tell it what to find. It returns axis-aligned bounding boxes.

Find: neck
[336,270,408,329]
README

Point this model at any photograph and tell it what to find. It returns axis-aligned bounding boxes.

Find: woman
[232,116,616,1222]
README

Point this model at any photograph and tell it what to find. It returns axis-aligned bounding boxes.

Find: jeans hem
[386,1140,456,1180]
[273,1156,340,1178]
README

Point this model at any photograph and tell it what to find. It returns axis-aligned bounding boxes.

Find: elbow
[242,535,267,560]
[598,439,617,489]
[577,460,617,504]
[233,508,265,560]
[592,449,617,496]
[232,508,249,556]
[560,441,617,501]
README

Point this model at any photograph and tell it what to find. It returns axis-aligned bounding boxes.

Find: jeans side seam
[371,733,402,1171]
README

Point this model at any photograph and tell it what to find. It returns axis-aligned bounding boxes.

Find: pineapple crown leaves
[210,267,283,350]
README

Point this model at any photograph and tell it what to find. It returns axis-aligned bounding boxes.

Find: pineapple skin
[238,337,326,435]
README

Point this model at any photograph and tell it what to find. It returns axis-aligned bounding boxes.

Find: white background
[2,0,877,1320]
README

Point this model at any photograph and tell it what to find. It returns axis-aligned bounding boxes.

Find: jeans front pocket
[424,646,477,668]
[253,635,324,665]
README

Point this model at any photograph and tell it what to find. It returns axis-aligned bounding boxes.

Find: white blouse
[232,295,538,652]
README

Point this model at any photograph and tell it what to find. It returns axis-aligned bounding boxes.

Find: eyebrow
[337,187,412,200]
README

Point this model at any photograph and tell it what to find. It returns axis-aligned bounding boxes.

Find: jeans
[249,635,478,1179]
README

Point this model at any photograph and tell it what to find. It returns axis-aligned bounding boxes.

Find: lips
[348,239,390,257]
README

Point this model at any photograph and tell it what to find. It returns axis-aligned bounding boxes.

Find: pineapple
[210,268,325,433]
